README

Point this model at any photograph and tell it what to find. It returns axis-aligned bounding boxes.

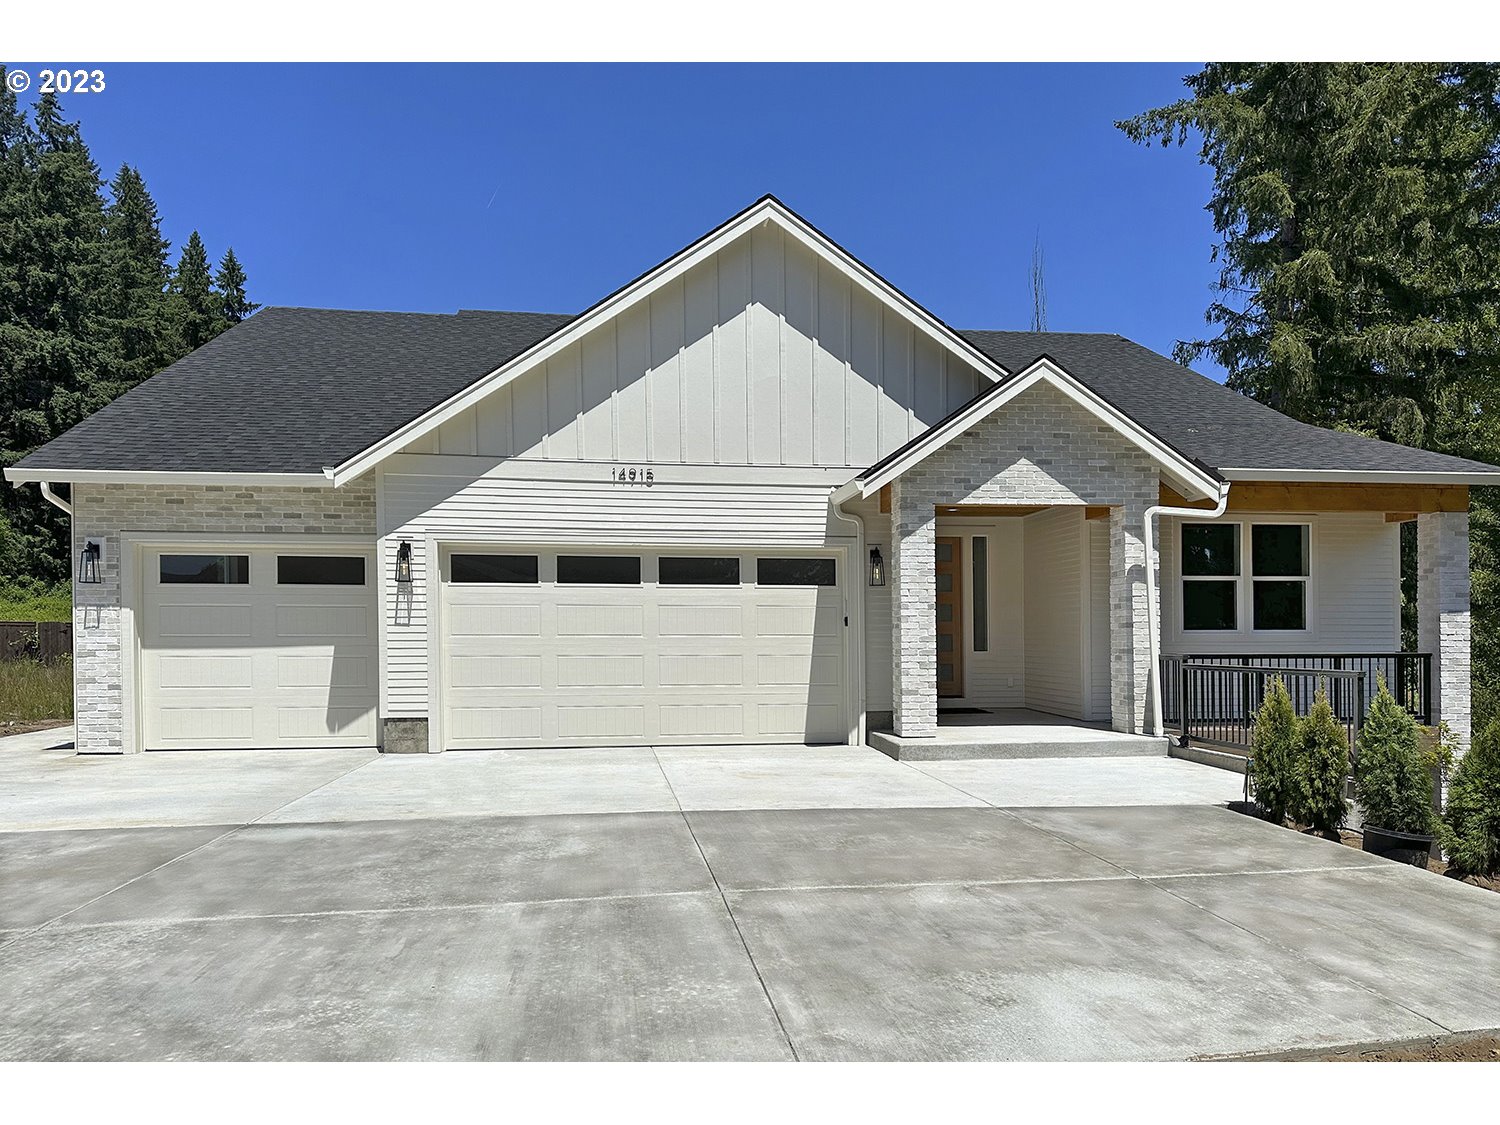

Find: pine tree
[1294,688,1351,834]
[98,165,175,392]
[1248,676,1299,823]
[215,247,259,324]
[1120,64,1500,729]
[0,90,108,584]
[1354,677,1434,834]
[1441,721,1500,875]
[171,230,224,352]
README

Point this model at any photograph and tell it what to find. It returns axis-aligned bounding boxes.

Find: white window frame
[1180,521,1242,635]
[1248,521,1312,634]
[1178,517,1315,637]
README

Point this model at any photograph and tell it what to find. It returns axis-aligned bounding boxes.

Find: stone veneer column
[1418,510,1472,757]
[1109,497,1152,735]
[891,479,937,737]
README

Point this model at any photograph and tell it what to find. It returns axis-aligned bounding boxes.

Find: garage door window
[557,555,641,585]
[450,554,539,584]
[659,556,740,585]
[277,555,366,585]
[757,557,836,586]
[160,554,249,584]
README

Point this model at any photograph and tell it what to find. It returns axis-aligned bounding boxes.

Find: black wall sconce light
[868,545,885,587]
[394,540,413,589]
[78,539,103,585]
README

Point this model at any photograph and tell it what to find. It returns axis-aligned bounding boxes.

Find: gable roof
[856,356,1225,500]
[8,199,1500,488]
[319,195,1016,485]
[958,330,1500,481]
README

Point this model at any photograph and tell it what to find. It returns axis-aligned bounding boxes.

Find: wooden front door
[935,536,964,697]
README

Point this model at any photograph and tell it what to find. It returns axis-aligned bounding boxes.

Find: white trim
[4,468,332,488]
[1219,468,1500,485]
[325,198,1013,487]
[858,357,1223,501]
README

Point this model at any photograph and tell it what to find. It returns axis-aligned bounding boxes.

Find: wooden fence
[0,621,73,662]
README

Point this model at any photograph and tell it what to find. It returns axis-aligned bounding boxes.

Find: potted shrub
[1353,677,1435,864]
[1441,721,1500,880]
[1292,686,1349,836]
[1247,676,1297,823]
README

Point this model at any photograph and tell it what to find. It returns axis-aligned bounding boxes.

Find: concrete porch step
[867,728,1171,762]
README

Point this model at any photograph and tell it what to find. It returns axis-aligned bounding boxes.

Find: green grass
[0,580,72,623]
[0,657,73,723]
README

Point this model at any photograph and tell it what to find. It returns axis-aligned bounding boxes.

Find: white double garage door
[440,547,848,748]
[138,543,847,750]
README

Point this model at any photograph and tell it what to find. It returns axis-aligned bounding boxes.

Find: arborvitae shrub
[1248,677,1298,822]
[1293,687,1350,834]
[1441,721,1500,876]
[1353,676,1433,835]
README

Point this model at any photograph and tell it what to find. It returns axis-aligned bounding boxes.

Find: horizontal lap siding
[380,471,844,717]
[1160,511,1399,654]
[1023,507,1085,718]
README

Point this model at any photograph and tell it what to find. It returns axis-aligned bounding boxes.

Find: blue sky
[16,62,1225,378]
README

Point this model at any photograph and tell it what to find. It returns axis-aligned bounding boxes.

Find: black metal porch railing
[1177,663,1368,752]
[1160,652,1432,754]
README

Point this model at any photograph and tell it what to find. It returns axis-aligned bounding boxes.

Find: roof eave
[3,466,335,488]
[1219,468,1500,487]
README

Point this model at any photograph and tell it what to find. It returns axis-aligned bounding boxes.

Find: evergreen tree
[215,247,259,324]
[1353,677,1434,834]
[98,164,176,393]
[1248,676,1299,823]
[1441,720,1500,875]
[1120,64,1500,728]
[171,230,224,352]
[0,90,107,584]
[0,84,255,587]
[1293,688,1351,834]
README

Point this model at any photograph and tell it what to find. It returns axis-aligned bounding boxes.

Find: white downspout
[830,480,869,746]
[1144,480,1231,736]
[39,481,73,517]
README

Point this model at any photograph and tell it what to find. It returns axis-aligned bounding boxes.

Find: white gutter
[1144,481,1232,737]
[39,481,73,517]
[1219,468,1500,486]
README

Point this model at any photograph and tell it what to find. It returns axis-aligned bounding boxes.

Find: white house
[8,196,1497,757]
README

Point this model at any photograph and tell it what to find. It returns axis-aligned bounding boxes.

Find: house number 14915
[611,466,655,486]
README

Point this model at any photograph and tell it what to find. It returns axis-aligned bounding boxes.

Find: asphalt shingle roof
[14,309,1499,479]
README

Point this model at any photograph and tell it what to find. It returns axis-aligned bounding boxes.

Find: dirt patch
[1227,805,1499,896]
[0,719,71,738]
[1308,1034,1500,1062]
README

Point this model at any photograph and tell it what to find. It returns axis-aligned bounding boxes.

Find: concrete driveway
[2,727,1498,1061]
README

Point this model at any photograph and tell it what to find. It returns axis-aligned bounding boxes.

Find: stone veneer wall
[69,481,377,753]
[1418,510,1472,758]
[889,381,1160,737]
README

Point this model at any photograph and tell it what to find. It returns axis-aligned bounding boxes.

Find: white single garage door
[440,548,847,748]
[140,546,379,750]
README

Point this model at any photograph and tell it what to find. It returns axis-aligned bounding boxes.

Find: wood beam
[1085,506,1110,521]
[878,484,891,513]
[1160,482,1468,514]
[1385,512,1419,523]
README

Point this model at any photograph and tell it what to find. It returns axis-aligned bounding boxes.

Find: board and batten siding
[1022,507,1088,718]
[402,223,989,470]
[378,458,855,719]
[1159,511,1401,655]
